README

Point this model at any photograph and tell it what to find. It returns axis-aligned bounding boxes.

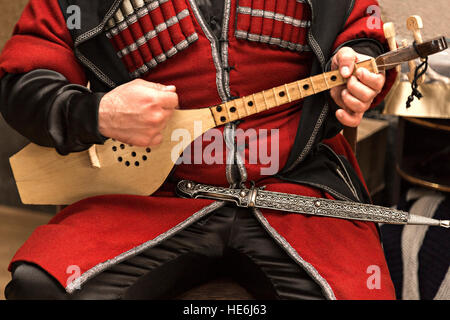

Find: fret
[260,91,270,110]
[272,88,279,106]
[225,100,239,122]
[262,90,276,109]
[284,84,292,102]
[262,90,270,108]
[253,92,268,112]
[309,77,317,94]
[296,80,304,99]
[310,74,329,93]
[288,82,302,100]
[234,97,247,118]
[322,73,330,90]
[252,94,260,112]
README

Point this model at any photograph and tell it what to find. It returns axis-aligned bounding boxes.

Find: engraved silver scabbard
[176,180,450,228]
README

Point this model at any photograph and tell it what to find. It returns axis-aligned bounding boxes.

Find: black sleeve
[0,69,107,155]
[325,38,385,71]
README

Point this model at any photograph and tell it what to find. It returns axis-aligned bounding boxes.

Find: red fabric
[0,0,86,85]
[2,0,396,299]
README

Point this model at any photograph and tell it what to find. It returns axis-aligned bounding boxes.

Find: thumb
[161,85,177,92]
[335,47,358,78]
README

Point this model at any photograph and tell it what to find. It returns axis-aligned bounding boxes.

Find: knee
[5,263,67,300]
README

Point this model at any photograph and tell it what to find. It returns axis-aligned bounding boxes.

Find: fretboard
[209,58,378,125]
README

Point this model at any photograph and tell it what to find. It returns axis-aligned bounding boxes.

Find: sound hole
[279,91,285,97]
[118,157,123,162]
[120,144,125,150]
[112,146,117,152]
[125,161,130,167]
[230,106,236,113]
[220,116,227,122]
[135,161,140,167]
[303,84,310,90]
[331,75,337,81]
[216,106,222,112]
[146,148,151,153]
[132,152,137,157]
[142,155,147,161]
[247,101,254,107]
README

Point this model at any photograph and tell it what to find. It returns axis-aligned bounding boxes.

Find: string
[406,41,429,108]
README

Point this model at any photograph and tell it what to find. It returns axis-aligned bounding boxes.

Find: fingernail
[164,85,176,91]
[341,67,350,77]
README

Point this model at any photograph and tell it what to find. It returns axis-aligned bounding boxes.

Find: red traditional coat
[0,0,397,299]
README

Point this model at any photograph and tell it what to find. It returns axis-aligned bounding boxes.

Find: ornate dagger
[177,180,450,228]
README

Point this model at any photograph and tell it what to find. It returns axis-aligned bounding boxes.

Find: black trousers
[5,205,325,300]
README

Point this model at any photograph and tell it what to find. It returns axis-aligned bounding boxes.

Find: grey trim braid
[66,201,225,293]
[252,208,336,300]
[74,49,117,88]
[235,31,311,52]
[188,0,227,101]
[224,123,239,185]
[109,9,192,58]
[70,0,124,88]
[285,101,329,172]
[236,6,311,28]
[235,145,248,184]
[73,0,123,46]
[221,0,232,98]
[320,143,360,201]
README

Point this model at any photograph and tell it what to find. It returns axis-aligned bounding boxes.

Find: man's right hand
[98,79,179,147]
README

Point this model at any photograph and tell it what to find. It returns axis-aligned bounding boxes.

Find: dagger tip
[440,220,450,229]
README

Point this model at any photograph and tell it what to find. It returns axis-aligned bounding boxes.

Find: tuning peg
[405,15,426,85]
[383,22,398,51]
[407,15,424,45]
[383,22,401,72]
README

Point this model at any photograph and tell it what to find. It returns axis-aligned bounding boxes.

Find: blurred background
[0,0,448,300]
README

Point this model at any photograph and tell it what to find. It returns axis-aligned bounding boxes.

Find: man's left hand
[330,47,386,127]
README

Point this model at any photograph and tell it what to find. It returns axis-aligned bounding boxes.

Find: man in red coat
[0,0,396,299]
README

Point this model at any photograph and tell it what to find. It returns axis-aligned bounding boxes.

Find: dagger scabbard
[177,180,449,228]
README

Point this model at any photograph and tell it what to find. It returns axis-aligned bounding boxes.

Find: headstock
[381,16,448,108]
[379,16,447,74]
